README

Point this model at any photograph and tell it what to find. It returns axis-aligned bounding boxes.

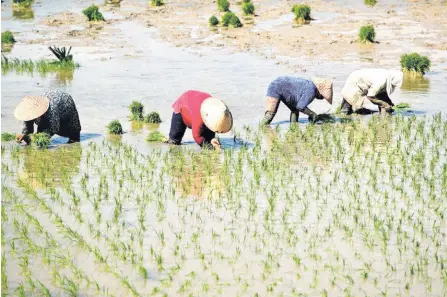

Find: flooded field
[2,0,447,296]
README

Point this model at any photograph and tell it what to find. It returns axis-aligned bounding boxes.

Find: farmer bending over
[165,90,233,150]
[340,68,403,115]
[14,90,82,145]
[262,76,333,125]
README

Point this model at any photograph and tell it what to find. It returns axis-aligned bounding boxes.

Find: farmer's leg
[290,110,299,123]
[168,112,187,145]
[67,131,81,143]
[340,99,353,115]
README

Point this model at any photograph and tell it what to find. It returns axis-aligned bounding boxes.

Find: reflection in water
[401,74,430,93]
[20,144,82,189]
[105,0,121,7]
[55,69,74,85]
[364,0,377,7]
[12,7,35,20]
[131,120,144,132]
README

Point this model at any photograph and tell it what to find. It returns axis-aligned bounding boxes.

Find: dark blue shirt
[267,76,318,111]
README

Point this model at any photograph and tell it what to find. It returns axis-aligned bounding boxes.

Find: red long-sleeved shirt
[172,90,215,145]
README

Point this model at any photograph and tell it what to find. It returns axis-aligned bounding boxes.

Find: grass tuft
[107,120,123,135]
[150,0,164,6]
[222,11,242,28]
[129,101,144,121]
[209,15,219,26]
[217,0,230,12]
[82,5,105,22]
[145,112,162,124]
[146,131,167,142]
[359,25,376,43]
[364,0,377,6]
[242,1,255,15]
[400,53,430,75]
[291,4,311,21]
[1,31,16,44]
[12,0,33,8]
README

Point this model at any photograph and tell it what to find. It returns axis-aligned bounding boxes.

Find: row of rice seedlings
[1,55,79,75]
[2,113,446,296]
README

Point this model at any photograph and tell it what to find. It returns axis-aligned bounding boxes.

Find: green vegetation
[145,112,162,124]
[359,25,376,43]
[222,11,242,28]
[209,15,219,26]
[217,0,230,12]
[1,31,16,44]
[1,133,16,142]
[400,53,431,75]
[150,0,164,6]
[146,131,167,142]
[48,46,73,62]
[82,5,105,22]
[129,101,144,121]
[12,7,34,20]
[107,120,123,135]
[12,0,33,8]
[1,56,79,75]
[291,4,311,21]
[364,0,377,6]
[31,133,51,148]
[242,1,255,15]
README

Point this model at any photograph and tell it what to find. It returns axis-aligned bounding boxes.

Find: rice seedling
[242,1,255,15]
[146,131,167,142]
[150,0,164,6]
[30,133,50,148]
[1,55,79,75]
[12,0,33,8]
[222,11,242,28]
[364,0,377,6]
[129,101,144,121]
[82,5,105,22]
[107,120,123,134]
[145,111,162,124]
[12,6,34,19]
[359,25,376,43]
[1,132,16,141]
[400,52,431,75]
[291,4,311,21]
[1,31,16,44]
[217,0,230,12]
[209,15,219,26]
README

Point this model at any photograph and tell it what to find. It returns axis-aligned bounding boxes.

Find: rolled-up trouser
[168,112,187,145]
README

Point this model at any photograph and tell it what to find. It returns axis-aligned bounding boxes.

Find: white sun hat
[200,97,233,133]
[14,95,50,121]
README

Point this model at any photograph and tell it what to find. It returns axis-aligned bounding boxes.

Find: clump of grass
[291,4,311,21]
[151,0,164,6]
[31,133,51,148]
[364,0,377,6]
[1,56,79,75]
[12,0,33,8]
[129,101,144,121]
[222,12,242,28]
[1,31,16,44]
[393,103,411,112]
[209,15,219,26]
[107,120,123,135]
[242,1,255,15]
[145,112,162,124]
[217,0,230,12]
[82,5,105,22]
[359,25,376,43]
[1,133,16,142]
[400,53,431,75]
[146,131,167,142]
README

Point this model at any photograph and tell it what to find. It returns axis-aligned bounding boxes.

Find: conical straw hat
[200,97,233,133]
[14,95,49,121]
[312,77,333,104]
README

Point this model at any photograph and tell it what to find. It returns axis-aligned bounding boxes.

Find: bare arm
[261,97,280,125]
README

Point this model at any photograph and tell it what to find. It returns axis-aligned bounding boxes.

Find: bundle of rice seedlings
[146,131,167,142]
[31,133,51,148]
[1,132,16,141]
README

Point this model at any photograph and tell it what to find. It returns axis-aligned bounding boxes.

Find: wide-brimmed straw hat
[14,95,50,121]
[200,97,233,133]
[312,77,333,104]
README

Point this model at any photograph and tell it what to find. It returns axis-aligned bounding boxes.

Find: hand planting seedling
[146,131,167,142]
[400,53,431,75]
[107,120,123,134]
[145,112,162,124]
[82,5,105,21]
[359,25,376,43]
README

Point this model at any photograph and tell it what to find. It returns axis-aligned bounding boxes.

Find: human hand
[16,134,25,143]
[211,138,221,150]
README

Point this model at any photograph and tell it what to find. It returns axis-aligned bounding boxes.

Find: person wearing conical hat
[165,90,233,150]
[261,76,333,125]
[340,69,403,115]
[14,90,81,145]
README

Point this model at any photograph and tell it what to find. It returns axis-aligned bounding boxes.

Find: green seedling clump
[242,1,255,15]
[364,0,377,6]
[400,53,431,75]
[209,15,219,26]
[82,5,105,21]
[107,120,123,135]
[222,12,242,28]
[151,0,164,6]
[1,31,16,44]
[129,101,144,121]
[359,25,376,43]
[12,0,33,8]
[291,4,311,21]
[146,131,167,142]
[217,0,230,12]
[393,103,411,113]
[1,133,16,142]
[31,133,50,148]
[1,56,79,75]
[145,112,162,124]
